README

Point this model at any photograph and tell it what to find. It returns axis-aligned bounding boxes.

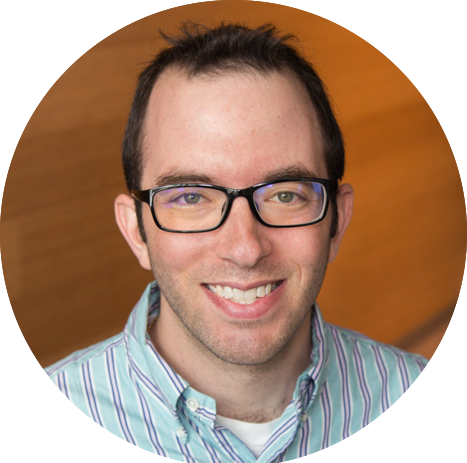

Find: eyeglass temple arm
[131,190,151,204]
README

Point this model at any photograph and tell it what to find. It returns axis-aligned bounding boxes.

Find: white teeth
[232,288,243,300]
[223,286,233,299]
[216,285,223,297]
[245,288,257,302]
[207,282,278,304]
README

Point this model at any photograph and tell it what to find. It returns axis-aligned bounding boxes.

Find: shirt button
[176,427,187,438]
[186,398,200,412]
[300,412,308,422]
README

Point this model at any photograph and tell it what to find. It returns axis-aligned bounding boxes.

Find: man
[46,23,427,461]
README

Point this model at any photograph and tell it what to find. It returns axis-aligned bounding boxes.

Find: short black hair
[122,22,345,240]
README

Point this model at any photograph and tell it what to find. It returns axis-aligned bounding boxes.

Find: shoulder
[324,322,428,385]
[45,333,125,378]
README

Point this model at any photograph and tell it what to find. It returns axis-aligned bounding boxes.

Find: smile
[206,282,281,304]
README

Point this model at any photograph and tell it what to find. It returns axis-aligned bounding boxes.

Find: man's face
[137,69,338,365]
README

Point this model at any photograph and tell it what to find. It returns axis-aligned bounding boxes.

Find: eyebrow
[152,165,320,187]
[262,166,320,183]
[153,172,215,186]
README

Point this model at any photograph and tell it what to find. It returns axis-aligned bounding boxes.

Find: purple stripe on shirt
[310,309,325,381]
[372,345,389,411]
[127,352,177,415]
[320,382,331,449]
[352,339,372,427]
[147,341,186,393]
[190,420,222,463]
[215,429,246,463]
[299,417,310,457]
[81,362,103,427]
[263,412,297,460]
[105,348,136,445]
[47,338,124,376]
[130,370,167,457]
[330,327,351,439]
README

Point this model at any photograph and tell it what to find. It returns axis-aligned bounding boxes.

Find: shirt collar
[124,281,188,415]
[124,281,330,417]
[293,300,330,412]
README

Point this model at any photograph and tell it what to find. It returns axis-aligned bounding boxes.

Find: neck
[150,304,312,423]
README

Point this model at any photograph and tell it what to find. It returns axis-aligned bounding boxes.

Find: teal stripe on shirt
[46,281,428,462]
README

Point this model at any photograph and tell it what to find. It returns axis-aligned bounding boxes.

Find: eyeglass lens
[153,180,326,231]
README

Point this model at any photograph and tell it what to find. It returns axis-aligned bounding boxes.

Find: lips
[206,282,281,304]
[203,279,286,321]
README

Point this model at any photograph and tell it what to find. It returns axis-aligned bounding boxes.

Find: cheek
[281,223,327,245]
[274,227,331,273]
[147,230,210,274]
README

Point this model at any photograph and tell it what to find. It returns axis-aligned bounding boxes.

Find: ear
[328,183,354,263]
[114,194,151,270]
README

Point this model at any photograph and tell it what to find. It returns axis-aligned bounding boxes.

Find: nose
[214,197,272,268]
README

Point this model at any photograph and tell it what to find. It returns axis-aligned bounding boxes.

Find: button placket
[176,426,188,443]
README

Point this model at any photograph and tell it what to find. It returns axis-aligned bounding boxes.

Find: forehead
[141,68,326,187]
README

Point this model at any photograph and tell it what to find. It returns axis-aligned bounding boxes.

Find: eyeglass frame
[131,177,339,233]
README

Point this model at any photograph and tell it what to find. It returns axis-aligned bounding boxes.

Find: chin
[199,326,294,366]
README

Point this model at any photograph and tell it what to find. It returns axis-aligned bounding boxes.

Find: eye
[183,193,202,204]
[270,190,304,204]
[163,190,207,207]
[276,192,295,203]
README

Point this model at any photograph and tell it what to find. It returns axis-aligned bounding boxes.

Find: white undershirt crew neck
[216,415,280,458]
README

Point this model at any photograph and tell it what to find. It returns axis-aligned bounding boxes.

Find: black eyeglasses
[132,177,338,233]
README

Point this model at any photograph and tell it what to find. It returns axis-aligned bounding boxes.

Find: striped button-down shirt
[46,282,427,462]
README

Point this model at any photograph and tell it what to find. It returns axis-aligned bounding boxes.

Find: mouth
[205,281,282,305]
